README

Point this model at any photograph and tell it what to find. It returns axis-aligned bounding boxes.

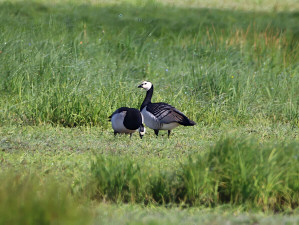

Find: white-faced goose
[138,81,195,137]
[109,107,145,139]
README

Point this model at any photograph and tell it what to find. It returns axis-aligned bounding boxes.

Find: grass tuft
[182,137,299,211]
[0,173,90,225]
[91,155,144,203]
[90,137,299,211]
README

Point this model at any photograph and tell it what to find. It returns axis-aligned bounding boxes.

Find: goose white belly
[141,107,180,130]
[111,113,136,134]
[161,122,180,130]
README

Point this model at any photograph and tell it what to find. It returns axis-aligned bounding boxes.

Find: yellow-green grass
[1,0,299,12]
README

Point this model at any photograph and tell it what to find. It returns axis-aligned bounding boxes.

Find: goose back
[142,103,195,130]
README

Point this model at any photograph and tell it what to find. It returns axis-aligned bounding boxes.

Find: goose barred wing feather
[147,103,192,125]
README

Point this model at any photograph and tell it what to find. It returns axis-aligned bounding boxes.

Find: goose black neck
[140,85,153,110]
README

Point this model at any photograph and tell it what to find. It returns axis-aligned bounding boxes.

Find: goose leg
[168,130,171,138]
[154,129,159,137]
[130,133,132,139]
[114,131,118,137]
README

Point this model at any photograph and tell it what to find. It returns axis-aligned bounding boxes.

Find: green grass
[0,0,299,224]
[93,204,299,225]
[0,172,90,225]
[182,137,299,210]
[0,125,298,224]
[89,136,299,210]
[0,0,298,127]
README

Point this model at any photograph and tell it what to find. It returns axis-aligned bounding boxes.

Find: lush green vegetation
[90,137,298,211]
[0,0,298,224]
[0,173,90,225]
[0,0,298,127]
[1,125,298,224]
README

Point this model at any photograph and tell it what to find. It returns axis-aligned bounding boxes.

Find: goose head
[138,81,152,91]
[138,124,146,139]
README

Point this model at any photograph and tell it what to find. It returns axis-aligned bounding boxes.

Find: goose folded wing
[108,107,128,121]
[147,103,186,124]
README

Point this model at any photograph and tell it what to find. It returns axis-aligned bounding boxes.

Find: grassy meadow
[0,0,299,224]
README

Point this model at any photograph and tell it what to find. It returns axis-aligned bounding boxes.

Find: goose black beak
[138,84,142,88]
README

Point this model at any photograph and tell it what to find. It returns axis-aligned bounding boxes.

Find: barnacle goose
[109,107,145,139]
[138,81,195,137]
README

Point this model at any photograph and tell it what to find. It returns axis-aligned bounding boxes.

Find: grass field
[0,0,298,224]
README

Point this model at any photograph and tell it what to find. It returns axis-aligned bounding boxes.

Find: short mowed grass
[0,0,299,224]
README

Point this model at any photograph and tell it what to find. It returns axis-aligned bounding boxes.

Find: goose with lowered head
[109,107,145,139]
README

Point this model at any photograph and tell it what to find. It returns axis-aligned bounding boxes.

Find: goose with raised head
[138,81,195,137]
[109,107,145,139]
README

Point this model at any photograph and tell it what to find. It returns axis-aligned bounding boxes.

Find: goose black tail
[183,119,196,126]
[188,120,196,126]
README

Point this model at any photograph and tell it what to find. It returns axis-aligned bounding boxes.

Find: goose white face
[138,81,152,91]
